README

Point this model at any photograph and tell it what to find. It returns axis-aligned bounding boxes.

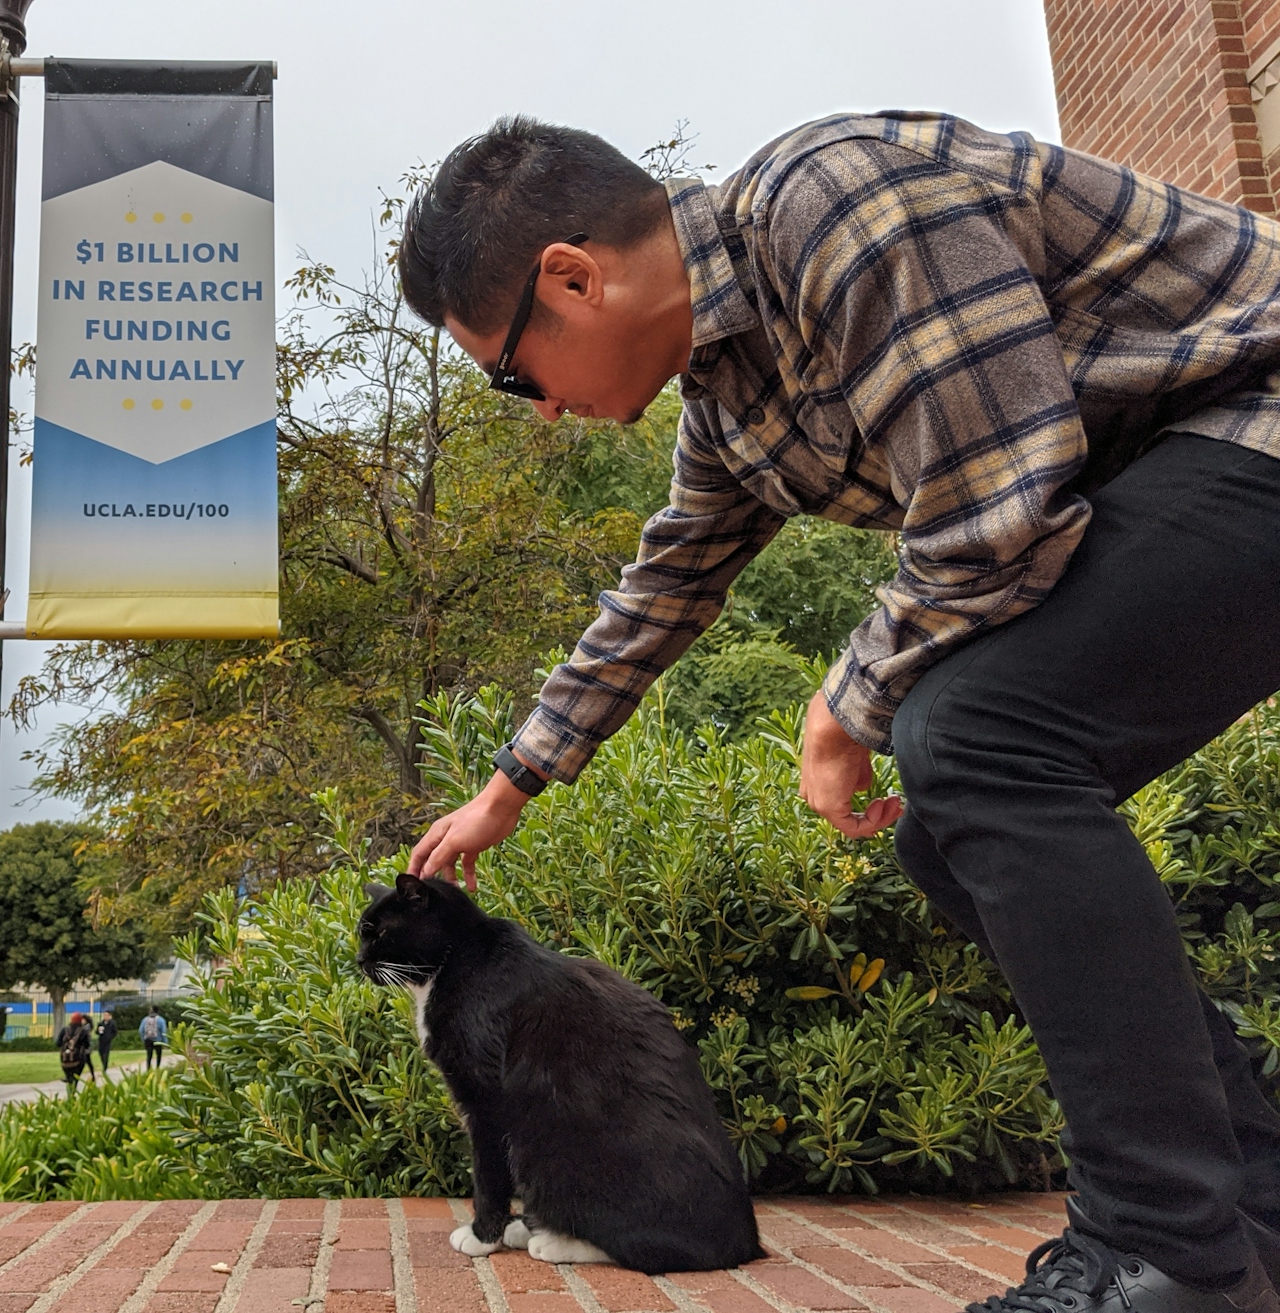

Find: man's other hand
[408,771,530,891]
[800,690,904,839]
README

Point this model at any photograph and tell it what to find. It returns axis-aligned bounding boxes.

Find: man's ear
[363,882,394,904]
[396,872,432,901]
[540,242,605,309]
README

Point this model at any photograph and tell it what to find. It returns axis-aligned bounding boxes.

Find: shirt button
[746,406,765,425]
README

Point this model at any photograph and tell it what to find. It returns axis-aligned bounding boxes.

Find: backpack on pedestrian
[59,1022,89,1068]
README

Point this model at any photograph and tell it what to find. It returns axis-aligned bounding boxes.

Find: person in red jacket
[55,1013,94,1089]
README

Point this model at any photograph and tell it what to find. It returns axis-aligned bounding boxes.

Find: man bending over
[399,112,1280,1310]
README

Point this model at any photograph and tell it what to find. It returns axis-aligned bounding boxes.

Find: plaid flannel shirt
[513,112,1280,778]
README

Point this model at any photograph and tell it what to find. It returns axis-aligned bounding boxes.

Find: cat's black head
[356,873,483,987]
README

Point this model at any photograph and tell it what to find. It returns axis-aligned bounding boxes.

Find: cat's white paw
[527,1230,613,1264]
[503,1218,532,1250]
[449,1223,501,1256]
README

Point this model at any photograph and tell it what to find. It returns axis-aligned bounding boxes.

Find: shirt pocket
[713,406,805,515]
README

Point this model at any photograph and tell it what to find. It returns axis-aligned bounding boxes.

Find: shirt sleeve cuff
[821,649,897,755]
[510,704,597,785]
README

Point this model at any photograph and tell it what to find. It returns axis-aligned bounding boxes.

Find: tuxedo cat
[357,873,763,1273]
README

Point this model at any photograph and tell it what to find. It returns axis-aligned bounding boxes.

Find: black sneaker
[964,1228,1279,1312]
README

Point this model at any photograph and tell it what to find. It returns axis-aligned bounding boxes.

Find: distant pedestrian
[55,1013,94,1089]
[140,1006,167,1070]
[96,1010,117,1071]
[0,1004,8,1042]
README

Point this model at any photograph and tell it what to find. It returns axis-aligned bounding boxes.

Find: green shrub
[0,872,471,1202]
[0,1038,55,1053]
[5,683,1280,1201]
[157,872,472,1199]
[408,683,1063,1194]
[0,1072,198,1200]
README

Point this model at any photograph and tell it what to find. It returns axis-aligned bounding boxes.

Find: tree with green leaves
[7,186,647,937]
[6,150,896,937]
[0,823,159,1034]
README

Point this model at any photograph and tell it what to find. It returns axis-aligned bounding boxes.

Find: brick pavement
[0,1194,1069,1313]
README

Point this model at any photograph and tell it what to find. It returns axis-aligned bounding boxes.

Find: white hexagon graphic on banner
[36,159,275,464]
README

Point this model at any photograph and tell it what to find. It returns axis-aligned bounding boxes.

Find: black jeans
[144,1039,163,1069]
[892,433,1280,1285]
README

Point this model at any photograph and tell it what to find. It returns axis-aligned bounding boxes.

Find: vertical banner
[29,60,277,638]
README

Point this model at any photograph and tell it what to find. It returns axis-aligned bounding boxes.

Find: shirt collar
[664,176,760,353]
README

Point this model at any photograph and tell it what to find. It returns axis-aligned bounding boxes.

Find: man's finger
[462,853,477,892]
[870,795,905,828]
[824,809,864,838]
[424,840,459,880]
[820,793,905,839]
[851,795,904,835]
[408,822,447,876]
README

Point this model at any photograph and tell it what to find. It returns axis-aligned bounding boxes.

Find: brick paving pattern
[0,1194,1069,1312]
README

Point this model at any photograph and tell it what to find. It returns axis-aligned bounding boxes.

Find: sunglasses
[489,232,588,401]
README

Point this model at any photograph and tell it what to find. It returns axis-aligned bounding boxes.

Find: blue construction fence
[0,989,188,1040]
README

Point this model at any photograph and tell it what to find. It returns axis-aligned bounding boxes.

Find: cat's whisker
[368,963,427,990]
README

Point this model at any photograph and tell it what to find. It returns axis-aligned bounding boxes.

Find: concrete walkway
[0,1193,1069,1312]
[0,1058,150,1108]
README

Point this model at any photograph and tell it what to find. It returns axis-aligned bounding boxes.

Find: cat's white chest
[407,980,433,1050]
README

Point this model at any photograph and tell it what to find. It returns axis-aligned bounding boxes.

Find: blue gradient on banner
[30,417,277,595]
[33,416,276,517]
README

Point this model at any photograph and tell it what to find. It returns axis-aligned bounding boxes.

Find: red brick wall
[1243,0,1280,187]
[1043,0,1275,213]
[1244,0,1280,67]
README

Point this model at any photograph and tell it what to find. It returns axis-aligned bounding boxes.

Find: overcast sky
[0,0,1062,827]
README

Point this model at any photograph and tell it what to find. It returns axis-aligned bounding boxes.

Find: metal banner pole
[0,0,32,719]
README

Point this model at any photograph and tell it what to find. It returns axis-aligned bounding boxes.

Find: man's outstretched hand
[407,770,531,891]
[410,696,899,889]
[800,689,903,839]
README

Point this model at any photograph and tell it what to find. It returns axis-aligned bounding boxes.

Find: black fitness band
[493,743,548,797]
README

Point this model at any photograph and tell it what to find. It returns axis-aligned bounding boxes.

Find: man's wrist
[484,769,532,812]
[493,742,549,797]
[809,689,855,743]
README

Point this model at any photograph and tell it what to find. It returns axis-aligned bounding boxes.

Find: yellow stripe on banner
[27,592,279,639]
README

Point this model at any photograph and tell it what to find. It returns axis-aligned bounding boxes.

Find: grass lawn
[0,1051,65,1085]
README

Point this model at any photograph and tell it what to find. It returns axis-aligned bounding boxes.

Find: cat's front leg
[449,1105,513,1256]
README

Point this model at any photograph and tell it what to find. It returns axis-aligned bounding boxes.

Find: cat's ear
[363,882,394,904]
[395,872,434,901]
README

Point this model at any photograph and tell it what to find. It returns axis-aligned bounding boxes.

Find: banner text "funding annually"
[69,359,245,381]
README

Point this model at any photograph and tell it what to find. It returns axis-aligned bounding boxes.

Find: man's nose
[532,398,564,422]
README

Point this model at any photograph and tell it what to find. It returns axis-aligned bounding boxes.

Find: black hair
[398,115,667,334]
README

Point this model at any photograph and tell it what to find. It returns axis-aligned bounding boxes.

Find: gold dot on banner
[180,398,193,411]
[180,213,193,224]
[125,212,137,223]
[152,212,165,223]
[122,398,135,410]
[151,399,164,411]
